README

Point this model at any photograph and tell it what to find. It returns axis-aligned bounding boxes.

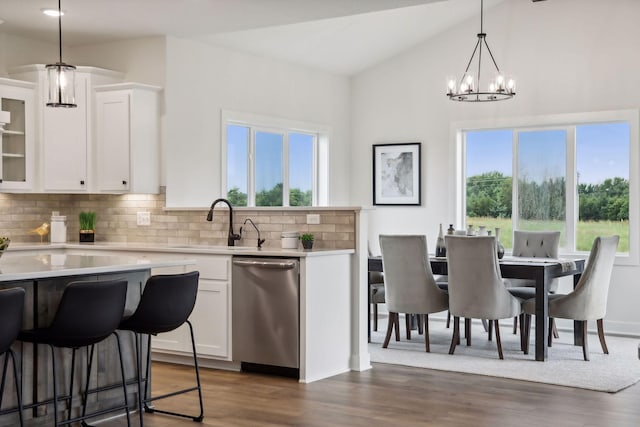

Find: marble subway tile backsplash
[0,190,355,249]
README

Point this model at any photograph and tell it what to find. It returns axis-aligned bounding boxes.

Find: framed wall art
[372,142,421,206]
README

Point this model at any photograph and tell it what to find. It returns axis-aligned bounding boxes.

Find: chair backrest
[551,236,619,320]
[0,288,25,354]
[123,271,200,334]
[512,230,561,258]
[511,230,561,291]
[378,235,448,315]
[445,236,521,320]
[49,279,128,348]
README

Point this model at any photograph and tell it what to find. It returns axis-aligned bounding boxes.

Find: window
[222,111,326,207]
[460,111,635,258]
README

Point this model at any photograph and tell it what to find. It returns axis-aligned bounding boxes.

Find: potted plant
[79,211,96,243]
[300,233,314,250]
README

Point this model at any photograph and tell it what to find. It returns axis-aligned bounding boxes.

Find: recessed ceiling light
[41,8,65,17]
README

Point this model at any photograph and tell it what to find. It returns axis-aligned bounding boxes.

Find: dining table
[368,255,586,361]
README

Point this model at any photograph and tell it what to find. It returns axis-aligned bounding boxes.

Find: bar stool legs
[132,320,204,425]
[0,349,24,427]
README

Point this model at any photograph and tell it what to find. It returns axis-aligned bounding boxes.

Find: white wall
[165,36,351,208]
[0,33,56,76]
[351,0,640,334]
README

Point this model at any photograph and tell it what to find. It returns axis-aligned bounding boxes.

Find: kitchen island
[0,253,195,427]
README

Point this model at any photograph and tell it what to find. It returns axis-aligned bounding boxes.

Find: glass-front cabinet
[0,78,35,191]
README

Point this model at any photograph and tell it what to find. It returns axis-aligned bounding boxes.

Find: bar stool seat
[18,279,130,427]
[118,271,203,426]
[0,288,25,427]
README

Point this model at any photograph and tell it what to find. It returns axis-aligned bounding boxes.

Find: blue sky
[466,123,630,184]
[227,125,313,192]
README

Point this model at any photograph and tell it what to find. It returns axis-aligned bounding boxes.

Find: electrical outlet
[137,212,151,226]
[306,214,320,225]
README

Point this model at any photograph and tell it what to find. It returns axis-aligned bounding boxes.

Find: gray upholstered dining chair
[379,235,449,352]
[507,230,561,335]
[445,235,524,359]
[522,235,619,361]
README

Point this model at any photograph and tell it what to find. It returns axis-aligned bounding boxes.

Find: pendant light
[46,0,77,108]
[446,0,515,102]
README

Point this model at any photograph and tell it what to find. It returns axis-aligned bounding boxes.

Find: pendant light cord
[58,0,63,64]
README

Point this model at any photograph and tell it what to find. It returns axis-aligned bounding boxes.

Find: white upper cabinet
[94,83,161,193]
[0,78,36,192]
[9,65,124,193]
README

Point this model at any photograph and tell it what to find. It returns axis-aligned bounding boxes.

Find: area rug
[369,316,640,393]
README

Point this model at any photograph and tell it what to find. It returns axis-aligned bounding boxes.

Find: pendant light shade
[46,0,77,108]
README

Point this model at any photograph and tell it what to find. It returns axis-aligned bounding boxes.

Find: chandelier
[446,0,515,102]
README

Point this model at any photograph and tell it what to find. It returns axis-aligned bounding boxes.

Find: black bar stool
[118,271,203,426]
[0,288,25,427]
[18,279,130,427]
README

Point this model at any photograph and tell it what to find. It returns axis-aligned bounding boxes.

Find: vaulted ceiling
[0,0,507,75]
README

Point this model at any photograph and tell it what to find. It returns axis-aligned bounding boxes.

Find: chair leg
[481,319,488,332]
[68,348,76,422]
[523,314,531,355]
[81,345,96,422]
[50,345,59,427]
[424,314,430,353]
[113,332,132,426]
[597,318,609,354]
[513,316,518,335]
[552,322,560,339]
[0,352,8,410]
[373,303,378,331]
[494,320,504,360]
[417,314,424,335]
[382,312,396,348]
[405,314,411,340]
[134,333,144,427]
[519,314,526,352]
[582,320,590,361]
[186,320,204,422]
[465,318,471,346]
[488,320,493,341]
[446,311,451,328]
[449,317,460,355]
[548,319,554,347]
[394,314,400,341]
[8,350,24,427]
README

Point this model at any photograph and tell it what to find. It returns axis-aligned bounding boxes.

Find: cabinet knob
[80,180,85,185]
[122,180,127,185]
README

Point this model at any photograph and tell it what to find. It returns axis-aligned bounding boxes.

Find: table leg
[573,273,583,346]
[367,275,371,343]
[534,270,550,361]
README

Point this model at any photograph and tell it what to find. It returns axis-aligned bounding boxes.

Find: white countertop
[0,253,196,282]
[5,242,355,257]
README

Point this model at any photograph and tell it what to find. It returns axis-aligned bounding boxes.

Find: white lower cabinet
[150,254,232,360]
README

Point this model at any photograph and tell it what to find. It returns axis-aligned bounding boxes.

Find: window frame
[221,110,329,207]
[451,109,639,265]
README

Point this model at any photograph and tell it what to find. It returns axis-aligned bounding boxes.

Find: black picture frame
[372,142,421,206]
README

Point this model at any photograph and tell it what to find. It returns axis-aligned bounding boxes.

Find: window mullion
[248,128,256,207]
[566,126,577,252]
[512,130,519,236]
[283,133,290,207]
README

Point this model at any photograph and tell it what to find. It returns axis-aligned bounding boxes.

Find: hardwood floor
[98,361,640,426]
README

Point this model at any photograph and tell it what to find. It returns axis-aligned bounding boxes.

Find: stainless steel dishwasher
[232,257,299,377]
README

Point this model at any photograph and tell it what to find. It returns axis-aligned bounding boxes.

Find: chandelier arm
[482,37,501,73]
[477,36,483,101]
[461,38,482,80]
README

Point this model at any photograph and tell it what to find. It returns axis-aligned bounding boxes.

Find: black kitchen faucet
[206,198,241,246]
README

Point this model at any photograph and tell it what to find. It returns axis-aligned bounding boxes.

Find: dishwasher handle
[232,259,298,270]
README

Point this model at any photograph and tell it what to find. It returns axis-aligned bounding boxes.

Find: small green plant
[79,211,96,231]
[300,233,314,242]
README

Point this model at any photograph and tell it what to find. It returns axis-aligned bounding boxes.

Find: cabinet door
[189,279,230,358]
[0,83,35,191]
[96,91,130,191]
[43,75,88,191]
